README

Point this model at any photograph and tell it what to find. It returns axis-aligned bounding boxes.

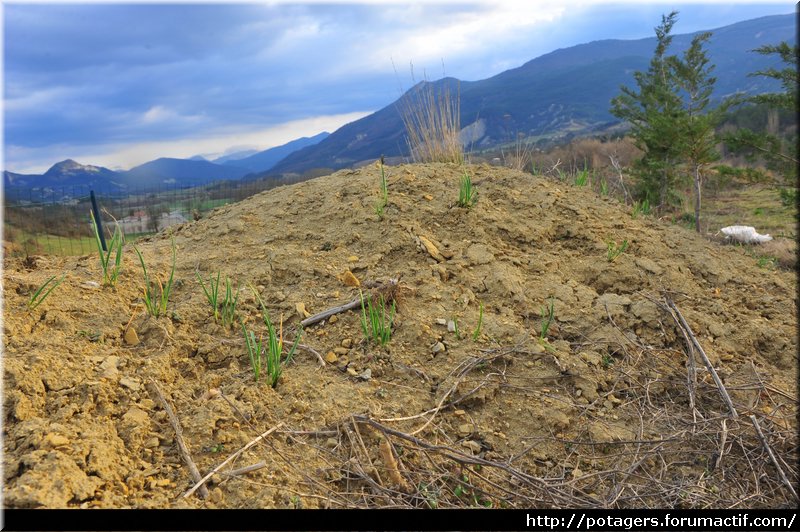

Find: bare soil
[3,163,797,509]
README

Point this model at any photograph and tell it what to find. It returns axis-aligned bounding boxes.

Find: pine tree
[611,12,685,209]
[723,42,798,183]
[673,32,727,232]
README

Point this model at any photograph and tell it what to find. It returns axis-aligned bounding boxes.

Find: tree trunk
[694,164,702,233]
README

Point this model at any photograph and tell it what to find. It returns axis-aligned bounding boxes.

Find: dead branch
[149,379,209,499]
[296,343,326,367]
[213,461,267,481]
[749,415,799,502]
[608,153,631,203]
[713,419,728,475]
[183,422,284,499]
[300,278,399,328]
[666,299,738,419]
[300,299,362,328]
[352,414,598,507]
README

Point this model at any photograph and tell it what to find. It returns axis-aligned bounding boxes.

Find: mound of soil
[3,163,797,509]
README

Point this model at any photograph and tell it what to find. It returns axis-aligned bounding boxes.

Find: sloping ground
[3,163,797,509]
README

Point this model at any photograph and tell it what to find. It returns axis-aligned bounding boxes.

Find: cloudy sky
[3,1,793,174]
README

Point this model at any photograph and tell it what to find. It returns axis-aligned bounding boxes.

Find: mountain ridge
[268,13,794,175]
[5,14,794,186]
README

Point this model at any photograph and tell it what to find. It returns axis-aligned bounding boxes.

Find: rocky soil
[3,163,797,508]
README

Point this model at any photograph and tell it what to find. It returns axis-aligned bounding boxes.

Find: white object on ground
[719,225,773,244]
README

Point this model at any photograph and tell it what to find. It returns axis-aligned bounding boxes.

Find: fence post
[90,190,107,252]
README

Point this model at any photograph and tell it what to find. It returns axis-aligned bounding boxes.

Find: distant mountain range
[269,13,795,175]
[215,132,329,175]
[3,133,330,197]
[4,14,794,191]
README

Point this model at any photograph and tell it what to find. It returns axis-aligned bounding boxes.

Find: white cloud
[380,3,566,64]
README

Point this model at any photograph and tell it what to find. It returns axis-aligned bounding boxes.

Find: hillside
[3,163,796,510]
[229,132,330,175]
[2,134,330,194]
[270,14,795,175]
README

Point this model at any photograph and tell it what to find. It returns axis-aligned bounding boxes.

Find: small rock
[295,302,310,318]
[329,315,339,324]
[341,338,352,348]
[431,342,446,355]
[43,433,70,448]
[435,318,447,326]
[210,487,224,504]
[635,257,663,275]
[99,356,120,379]
[325,438,338,449]
[144,437,160,449]
[418,235,444,262]
[346,367,358,377]
[462,440,482,454]
[454,409,466,417]
[357,368,372,381]
[334,347,349,355]
[423,194,433,201]
[458,423,474,436]
[123,327,139,346]
[347,255,359,263]
[80,281,100,290]
[465,243,494,265]
[447,320,456,333]
[120,377,141,392]
[720,353,734,362]
[341,270,360,287]
[123,406,150,425]
[324,351,338,364]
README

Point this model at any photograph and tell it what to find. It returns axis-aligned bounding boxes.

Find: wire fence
[3,175,306,257]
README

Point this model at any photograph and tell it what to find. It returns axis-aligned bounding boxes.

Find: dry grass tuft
[399,79,463,164]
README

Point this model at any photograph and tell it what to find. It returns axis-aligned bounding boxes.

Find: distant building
[95,210,188,234]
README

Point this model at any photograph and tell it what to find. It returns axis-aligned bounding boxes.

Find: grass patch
[606,239,629,262]
[5,225,98,256]
[360,291,395,346]
[197,271,240,327]
[574,166,590,187]
[457,170,478,208]
[539,297,555,341]
[471,301,484,341]
[249,290,302,387]
[375,156,389,219]
[27,273,65,310]
[704,185,796,238]
[631,199,651,219]
[90,211,124,287]
[134,240,176,318]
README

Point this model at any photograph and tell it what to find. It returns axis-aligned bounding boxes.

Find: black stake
[90,190,107,252]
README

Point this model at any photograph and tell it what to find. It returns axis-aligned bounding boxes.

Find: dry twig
[183,422,284,498]
[149,379,209,499]
[666,299,738,419]
[749,415,799,502]
[300,278,399,328]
